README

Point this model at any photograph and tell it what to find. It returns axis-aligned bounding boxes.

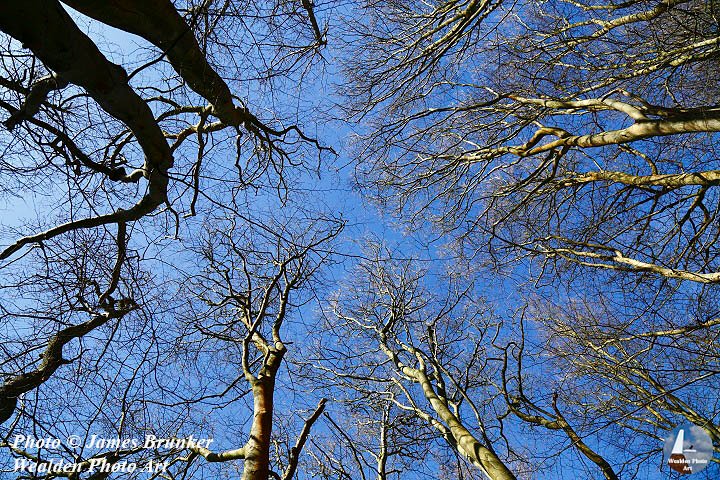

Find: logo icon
[663,424,713,475]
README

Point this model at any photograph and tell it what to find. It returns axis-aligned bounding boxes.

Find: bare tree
[315,243,524,480]
[313,241,720,479]
[346,0,720,284]
[1,211,342,480]
[501,294,720,479]
[3,1,720,479]
[337,6,720,475]
[306,397,434,480]
[0,1,339,479]
[0,222,135,425]
[0,0,331,426]
[169,213,341,480]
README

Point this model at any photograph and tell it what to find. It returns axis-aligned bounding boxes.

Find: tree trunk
[242,378,275,480]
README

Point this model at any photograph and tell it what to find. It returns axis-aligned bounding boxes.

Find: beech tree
[314,245,691,480]
[168,214,341,479]
[0,0,328,422]
[315,246,521,480]
[0,1,335,479]
[347,0,720,284]
[501,293,720,479]
[2,1,720,479]
[338,2,720,475]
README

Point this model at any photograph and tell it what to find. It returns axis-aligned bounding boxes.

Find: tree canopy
[0,1,719,479]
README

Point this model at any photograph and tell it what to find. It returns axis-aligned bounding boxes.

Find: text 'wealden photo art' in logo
[663,424,713,475]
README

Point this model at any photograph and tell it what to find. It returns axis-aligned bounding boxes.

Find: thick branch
[282,398,328,480]
[0,0,173,260]
[560,169,720,188]
[61,0,261,129]
[462,100,720,163]
[413,367,516,480]
[0,99,139,182]
[184,441,247,462]
[377,335,516,480]
[545,246,720,283]
[3,73,68,130]
[0,304,132,425]
[301,0,326,45]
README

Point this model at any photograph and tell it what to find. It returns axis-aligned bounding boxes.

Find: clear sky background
[0,4,717,480]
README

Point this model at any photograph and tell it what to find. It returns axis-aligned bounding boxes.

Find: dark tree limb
[61,0,264,129]
[300,0,326,46]
[282,398,328,480]
[0,99,137,182]
[0,221,132,425]
[0,0,173,261]
[3,73,68,130]
[0,303,134,425]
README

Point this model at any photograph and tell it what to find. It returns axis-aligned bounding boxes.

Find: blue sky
[0,3,718,480]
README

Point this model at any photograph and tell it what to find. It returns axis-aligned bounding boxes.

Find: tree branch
[282,398,328,480]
